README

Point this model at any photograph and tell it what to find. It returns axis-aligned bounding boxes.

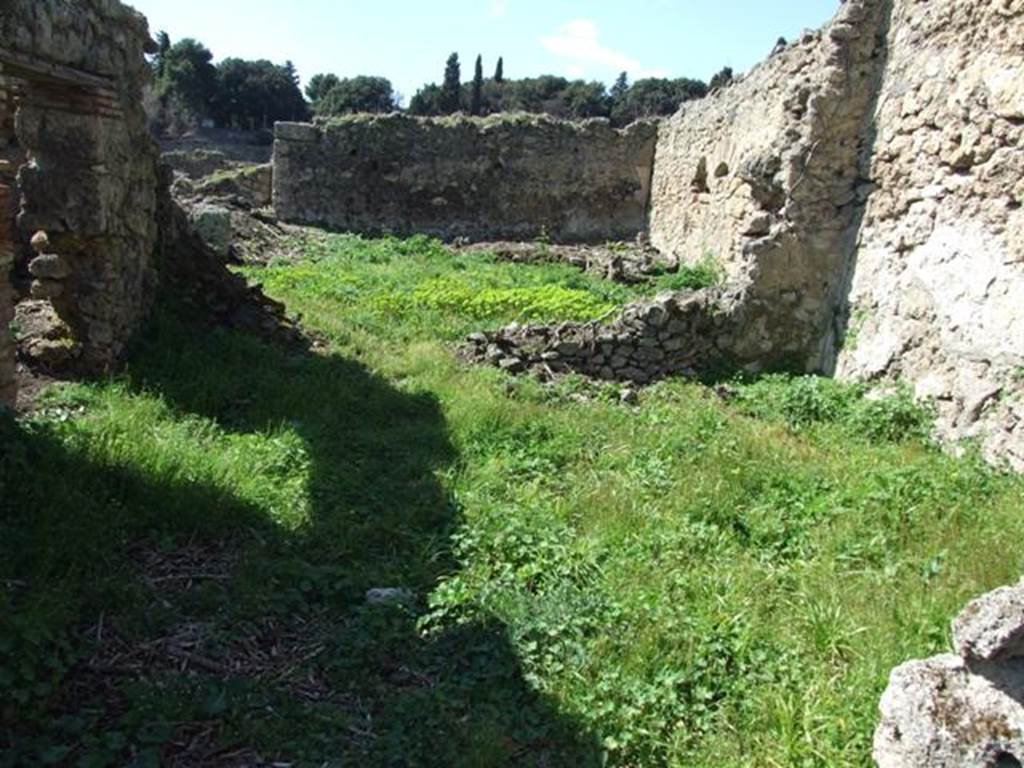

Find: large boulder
[875,580,1024,767]
[187,204,233,258]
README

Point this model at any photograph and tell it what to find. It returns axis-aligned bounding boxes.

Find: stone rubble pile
[875,578,1024,767]
[463,288,737,384]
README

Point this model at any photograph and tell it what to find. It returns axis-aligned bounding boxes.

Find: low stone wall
[471,0,1023,470]
[463,288,736,385]
[273,114,657,243]
[3,0,161,372]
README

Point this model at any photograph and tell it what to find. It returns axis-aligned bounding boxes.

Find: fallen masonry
[875,579,1024,768]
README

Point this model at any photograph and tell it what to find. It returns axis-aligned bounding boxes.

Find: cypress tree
[494,57,504,83]
[441,52,461,113]
[611,71,629,100]
[154,30,171,77]
[471,55,484,115]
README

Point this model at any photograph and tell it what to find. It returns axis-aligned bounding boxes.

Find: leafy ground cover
[3,234,1023,767]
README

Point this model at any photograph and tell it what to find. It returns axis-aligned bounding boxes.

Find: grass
[3,233,1023,767]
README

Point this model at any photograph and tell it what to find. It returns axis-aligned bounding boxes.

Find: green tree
[503,75,569,113]
[157,38,217,121]
[409,84,444,116]
[611,77,706,125]
[470,55,484,116]
[612,71,629,98]
[562,80,610,119]
[212,58,308,129]
[440,53,462,113]
[305,73,341,106]
[709,66,734,90]
[494,57,504,83]
[152,30,172,77]
[315,76,397,116]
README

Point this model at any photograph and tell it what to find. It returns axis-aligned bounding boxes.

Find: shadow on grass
[0,304,601,767]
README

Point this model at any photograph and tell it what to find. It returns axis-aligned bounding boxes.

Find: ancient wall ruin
[273,114,657,243]
[471,0,1023,470]
[0,157,14,409]
[1,0,161,373]
[467,1,893,392]
[648,0,891,372]
[835,0,1024,469]
[647,0,1023,466]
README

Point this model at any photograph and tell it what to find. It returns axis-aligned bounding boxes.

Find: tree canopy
[305,73,341,105]
[149,33,306,131]
[314,76,398,117]
[407,55,707,124]
[147,34,714,134]
[211,58,308,129]
[156,37,217,121]
[440,53,462,114]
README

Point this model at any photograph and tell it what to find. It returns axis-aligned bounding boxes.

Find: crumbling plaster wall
[2,0,161,372]
[648,0,892,372]
[273,114,657,243]
[835,0,1024,469]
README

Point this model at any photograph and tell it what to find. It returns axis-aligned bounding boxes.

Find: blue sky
[128,0,840,104]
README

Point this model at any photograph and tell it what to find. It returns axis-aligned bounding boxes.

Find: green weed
[3,233,1022,767]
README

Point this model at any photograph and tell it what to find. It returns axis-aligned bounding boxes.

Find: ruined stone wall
[2,0,161,372]
[470,0,1023,470]
[0,173,14,408]
[273,114,657,243]
[648,0,891,372]
[835,0,1024,469]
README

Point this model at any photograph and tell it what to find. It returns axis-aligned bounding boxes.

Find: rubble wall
[2,0,161,372]
[835,0,1024,469]
[273,114,657,243]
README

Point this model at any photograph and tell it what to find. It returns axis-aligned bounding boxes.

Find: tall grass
[2,233,1022,767]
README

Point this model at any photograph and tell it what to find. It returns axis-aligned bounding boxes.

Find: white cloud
[540,19,668,79]
[491,0,507,17]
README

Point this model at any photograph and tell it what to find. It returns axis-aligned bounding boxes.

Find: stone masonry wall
[835,0,1024,469]
[273,113,657,243]
[467,0,893,383]
[648,0,891,372]
[0,175,14,408]
[470,0,1023,470]
[2,0,161,372]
